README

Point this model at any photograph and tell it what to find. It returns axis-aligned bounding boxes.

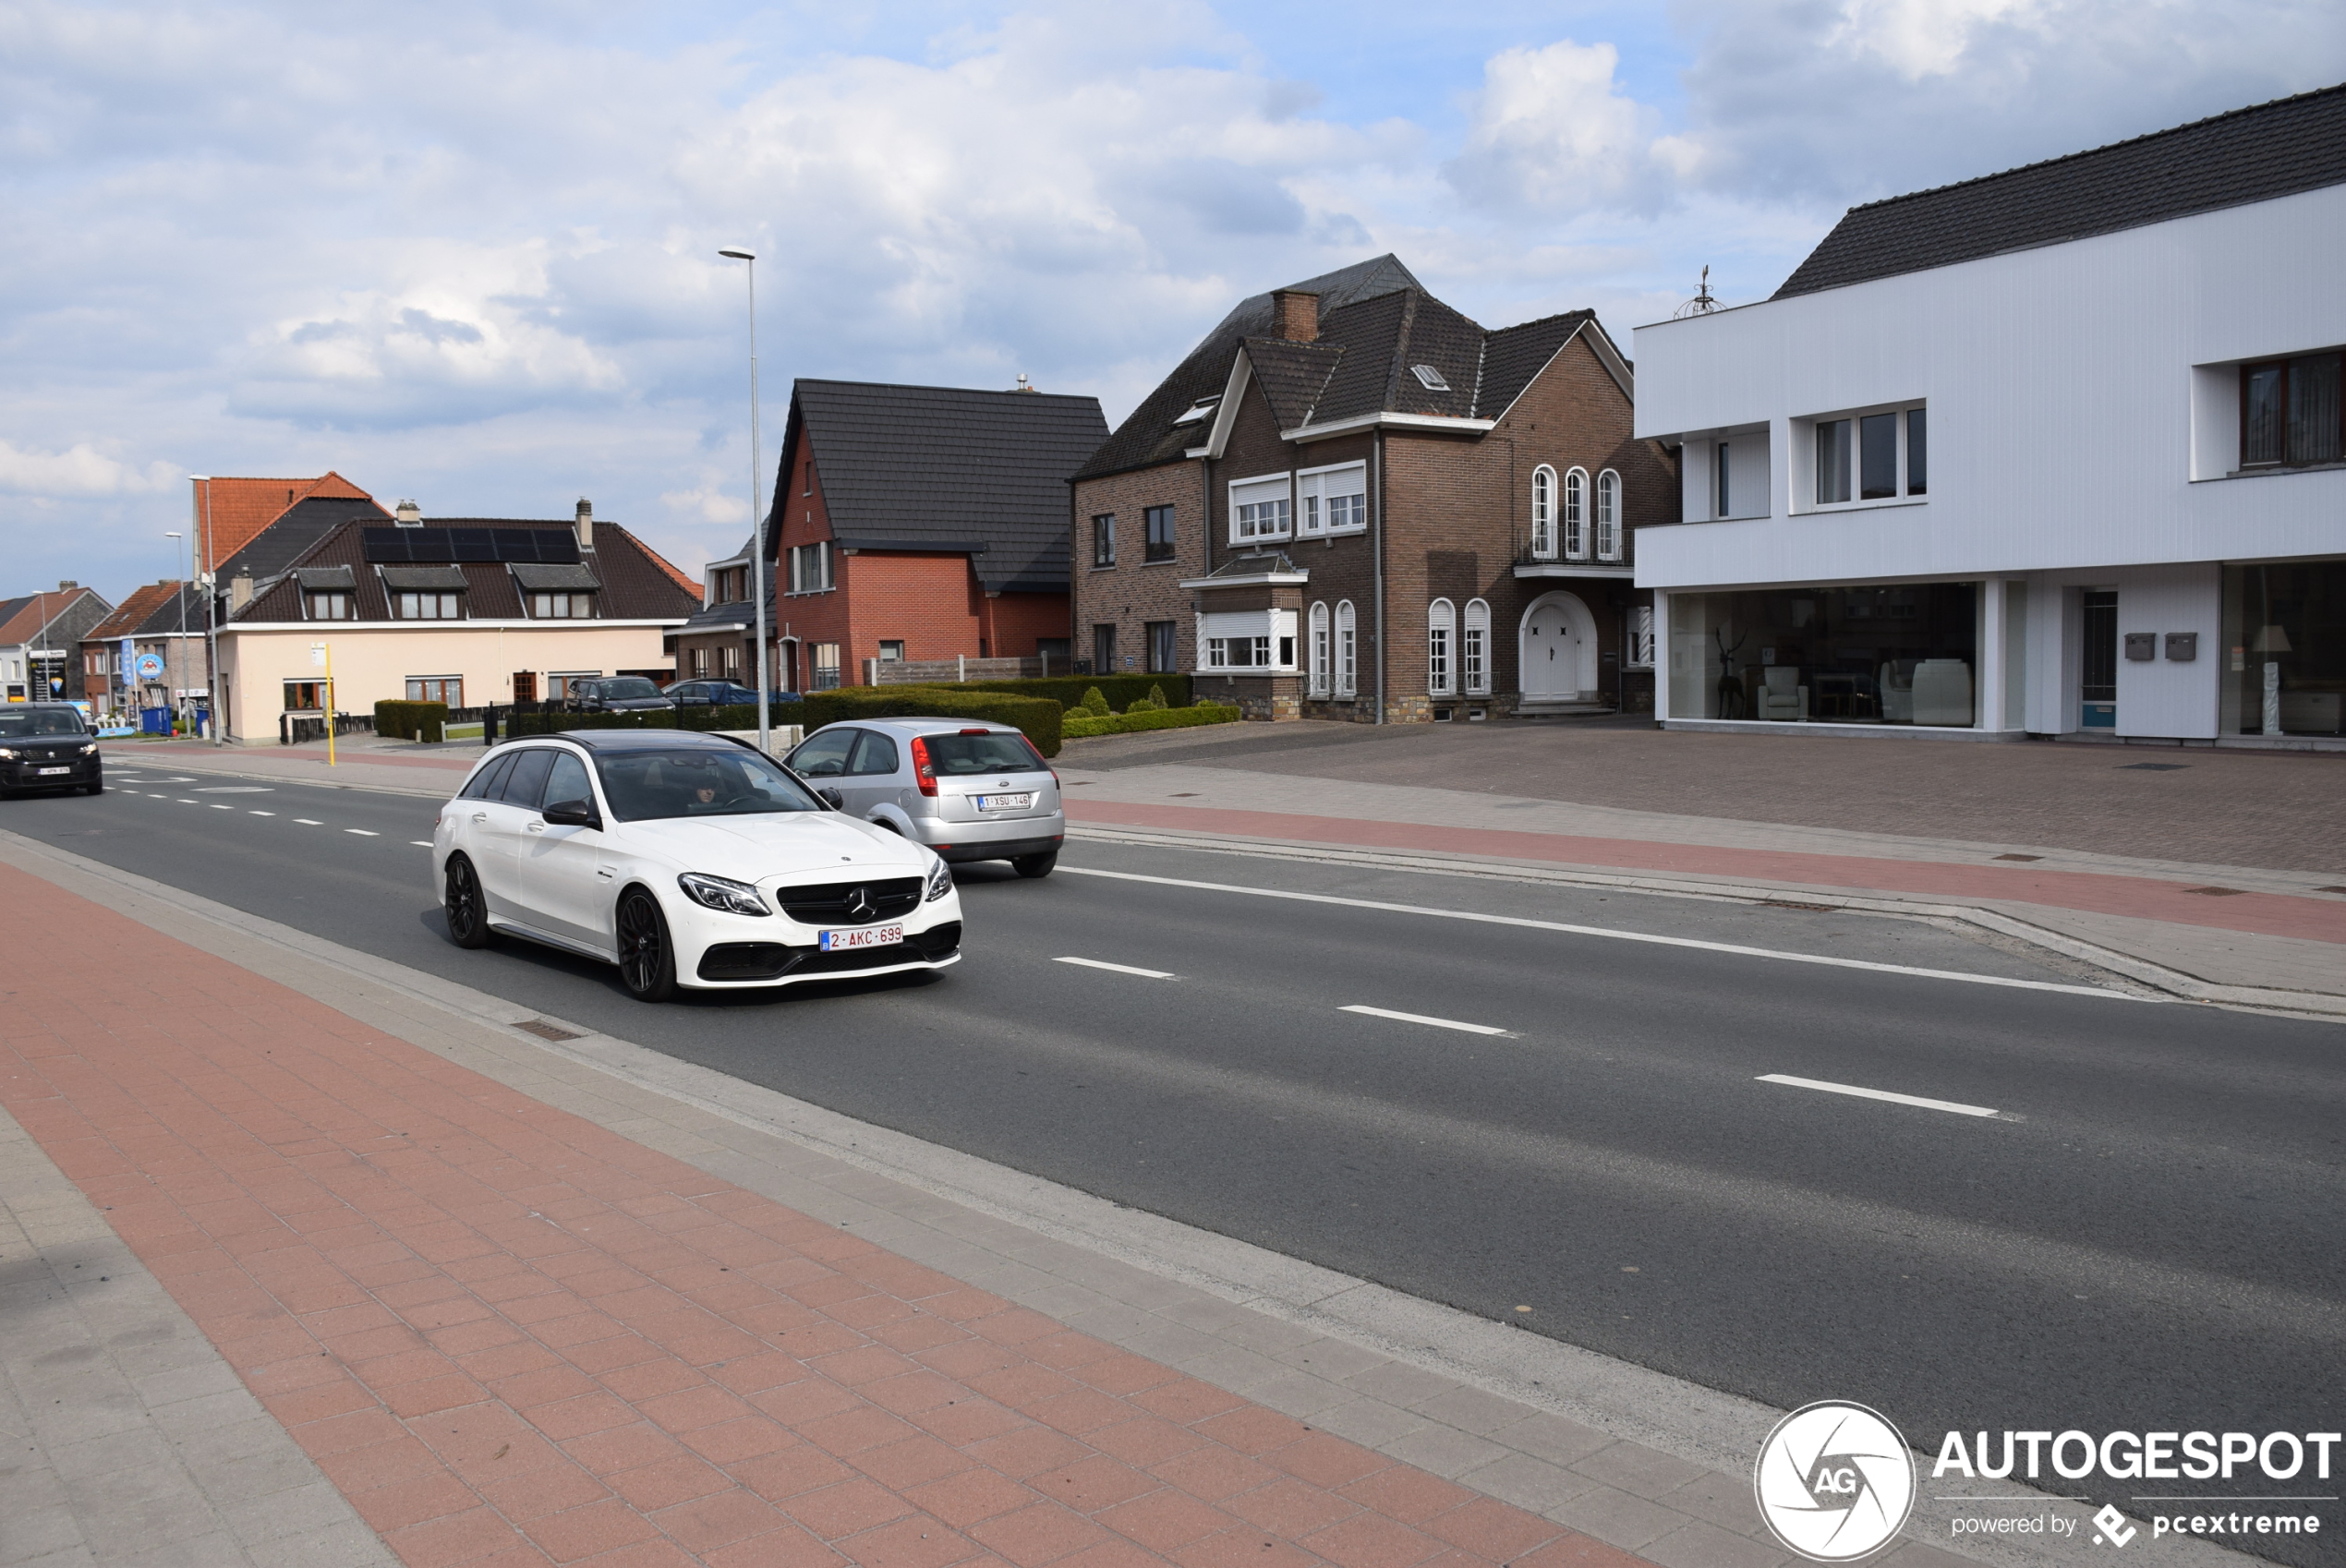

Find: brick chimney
[231,574,253,613]
[1270,289,1320,343]
[393,499,421,525]
[575,497,595,551]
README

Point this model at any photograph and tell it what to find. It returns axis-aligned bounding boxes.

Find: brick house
[79,582,207,718]
[1070,256,1675,720]
[191,473,375,582]
[677,380,1106,693]
[0,584,115,705]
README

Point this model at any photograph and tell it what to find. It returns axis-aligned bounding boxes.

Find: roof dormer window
[1411,365,1450,392]
[1173,397,1220,426]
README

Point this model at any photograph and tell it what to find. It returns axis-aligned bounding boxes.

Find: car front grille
[775,876,923,925]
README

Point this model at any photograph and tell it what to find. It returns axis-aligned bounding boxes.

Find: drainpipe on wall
[1373,430,1385,724]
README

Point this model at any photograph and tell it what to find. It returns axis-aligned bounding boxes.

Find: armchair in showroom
[1754,665,1808,722]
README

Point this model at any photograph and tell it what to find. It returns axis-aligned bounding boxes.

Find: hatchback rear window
[921,731,1046,775]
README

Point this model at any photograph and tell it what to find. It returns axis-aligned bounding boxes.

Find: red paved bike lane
[0,859,1653,1568]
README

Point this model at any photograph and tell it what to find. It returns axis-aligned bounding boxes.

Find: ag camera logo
[1756,1402,1917,1561]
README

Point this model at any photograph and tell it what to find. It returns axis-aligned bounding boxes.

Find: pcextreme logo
[1755,1402,1918,1562]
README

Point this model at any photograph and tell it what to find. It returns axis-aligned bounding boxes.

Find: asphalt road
[11,766,2344,1561]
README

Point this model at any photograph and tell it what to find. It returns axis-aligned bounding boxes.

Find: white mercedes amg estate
[429,730,962,1001]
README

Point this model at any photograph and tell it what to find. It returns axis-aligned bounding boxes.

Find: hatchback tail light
[910,735,937,796]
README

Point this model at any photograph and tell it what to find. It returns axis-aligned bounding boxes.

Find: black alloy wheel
[616,888,678,1002]
[1011,850,1057,879]
[443,854,493,948]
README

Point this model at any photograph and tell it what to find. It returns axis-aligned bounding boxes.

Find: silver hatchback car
[784,718,1065,877]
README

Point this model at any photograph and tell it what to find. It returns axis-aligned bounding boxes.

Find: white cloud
[0,440,177,497]
[1445,41,1678,214]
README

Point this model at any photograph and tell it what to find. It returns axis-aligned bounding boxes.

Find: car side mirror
[816,788,844,809]
[542,798,601,829]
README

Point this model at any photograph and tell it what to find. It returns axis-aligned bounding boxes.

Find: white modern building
[1634,86,2346,746]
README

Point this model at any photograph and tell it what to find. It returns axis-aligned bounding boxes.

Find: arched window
[1530,466,1557,559]
[1335,601,1357,697]
[1564,468,1589,560]
[1596,470,1621,560]
[1428,599,1456,697]
[1308,602,1331,698]
[1463,599,1492,695]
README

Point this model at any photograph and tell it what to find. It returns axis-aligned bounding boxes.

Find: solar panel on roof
[361,527,581,565]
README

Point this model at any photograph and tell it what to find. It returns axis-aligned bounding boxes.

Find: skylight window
[1173,397,1220,426]
[1411,365,1451,392]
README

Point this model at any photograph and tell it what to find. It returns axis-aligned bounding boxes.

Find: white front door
[1520,594,1594,700]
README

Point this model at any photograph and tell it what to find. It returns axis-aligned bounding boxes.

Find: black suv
[0,705,103,797]
[562,677,674,714]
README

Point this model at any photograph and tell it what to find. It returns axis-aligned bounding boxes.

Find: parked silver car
[784,718,1064,876]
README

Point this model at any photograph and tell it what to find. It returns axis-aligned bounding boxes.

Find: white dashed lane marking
[293,819,323,826]
[345,829,379,837]
[1341,1004,1513,1037]
[1054,957,1177,979]
[1756,1073,2001,1118]
[250,811,274,816]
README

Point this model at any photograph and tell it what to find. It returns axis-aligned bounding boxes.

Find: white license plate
[818,923,903,952]
[973,792,1034,814]
[38,766,71,776]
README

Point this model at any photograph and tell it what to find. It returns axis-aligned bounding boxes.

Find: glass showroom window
[1427,599,1456,696]
[1563,469,1588,559]
[1462,599,1491,694]
[1595,471,1621,560]
[1308,603,1331,696]
[1530,466,1557,558]
[1664,582,1978,726]
[1335,601,1357,697]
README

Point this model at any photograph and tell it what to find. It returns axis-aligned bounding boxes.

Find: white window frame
[1197,609,1298,672]
[398,591,462,621]
[1428,598,1456,697]
[1308,602,1331,696]
[1227,472,1293,544]
[1462,598,1491,695]
[1563,468,1589,560]
[1796,401,1928,513]
[1295,462,1368,538]
[1595,469,1621,561]
[789,541,833,595]
[1335,600,1357,697]
[1530,466,1557,559]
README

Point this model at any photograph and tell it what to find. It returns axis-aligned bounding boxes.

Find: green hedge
[373,700,448,742]
[946,674,1191,713]
[1062,703,1241,740]
[506,689,1062,757]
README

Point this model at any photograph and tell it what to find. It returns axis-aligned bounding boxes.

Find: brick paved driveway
[1067,721,2346,875]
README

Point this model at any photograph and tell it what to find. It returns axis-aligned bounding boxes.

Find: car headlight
[925,856,954,903]
[0,748,15,760]
[677,872,770,917]
[79,742,98,755]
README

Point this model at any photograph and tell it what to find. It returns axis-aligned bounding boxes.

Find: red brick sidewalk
[1066,801,2346,947]
[0,860,1652,1568]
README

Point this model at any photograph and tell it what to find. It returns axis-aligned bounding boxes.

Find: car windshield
[0,710,85,737]
[593,747,824,821]
[922,731,1046,775]
[602,679,663,700]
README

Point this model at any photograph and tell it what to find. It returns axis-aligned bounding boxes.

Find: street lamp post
[191,476,220,744]
[718,245,770,755]
[165,530,187,731]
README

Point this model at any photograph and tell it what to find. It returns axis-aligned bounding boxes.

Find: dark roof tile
[1777,83,2346,299]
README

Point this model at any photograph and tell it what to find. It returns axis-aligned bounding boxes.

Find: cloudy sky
[6,0,2342,597]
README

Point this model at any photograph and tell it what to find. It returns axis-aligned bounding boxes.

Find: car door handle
[597,867,615,879]
[526,821,546,833]
[471,813,489,824]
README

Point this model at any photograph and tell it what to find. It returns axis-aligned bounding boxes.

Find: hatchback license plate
[38,766,71,776]
[818,923,903,952]
[974,792,1034,814]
